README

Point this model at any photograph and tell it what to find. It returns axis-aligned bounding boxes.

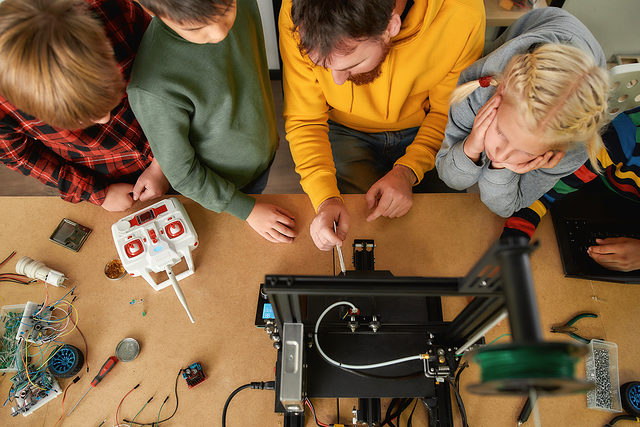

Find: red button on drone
[124,239,144,258]
[165,221,184,239]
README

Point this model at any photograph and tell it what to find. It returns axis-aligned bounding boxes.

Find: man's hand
[493,150,565,174]
[132,158,170,202]
[464,94,501,163]
[310,198,350,251]
[588,237,640,272]
[365,165,415,222]
[246,202,297,243]
[102,183,135,211]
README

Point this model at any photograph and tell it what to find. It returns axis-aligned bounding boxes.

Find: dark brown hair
[138,0,234,24]
[291,0,395,64]
[0,0,124,129]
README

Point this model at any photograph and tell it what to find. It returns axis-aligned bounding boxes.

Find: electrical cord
[406,399,418,427]
[337,365,424,381]
[455,361,469,390]
[381,398,415,427]
[130,396,154,424]
[124,370,181,426]
[53,375,81,427]
[222,381,275,427]
[116,383,140,426]
[605,415,640,426]
[314,302,426,370]
[157,396,169,425]
[447,378,468,427]
[306,398,343,427]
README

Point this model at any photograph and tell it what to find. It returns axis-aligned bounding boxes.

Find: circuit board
[9,369,61,417]
[182,362,206,388]
[16,302,53,344]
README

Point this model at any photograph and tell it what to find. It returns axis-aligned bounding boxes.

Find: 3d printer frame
[260,237,543,427]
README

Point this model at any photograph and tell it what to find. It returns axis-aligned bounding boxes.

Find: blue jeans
[328,120,456,194]
[240,160,272,194]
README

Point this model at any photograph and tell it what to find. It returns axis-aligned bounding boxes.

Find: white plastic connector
[15,257,67,287]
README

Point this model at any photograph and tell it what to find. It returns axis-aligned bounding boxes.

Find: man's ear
[384,13,401,41]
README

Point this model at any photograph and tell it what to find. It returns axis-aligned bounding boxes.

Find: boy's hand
[132,158,170,202]
[494,150,565,174]
[588,237,640,272]
[310,198,350,251]
[465,94,501,163]
[102,183,135,211]
[247,202,297,243]
[365,165,414,222]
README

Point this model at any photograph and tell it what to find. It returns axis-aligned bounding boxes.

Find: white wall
[257,0,280,70]
[562,0,640,62]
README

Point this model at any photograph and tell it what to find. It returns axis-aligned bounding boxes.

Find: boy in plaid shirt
[0,0,169,211]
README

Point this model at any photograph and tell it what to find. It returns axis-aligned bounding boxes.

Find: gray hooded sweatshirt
[435,8,606,217]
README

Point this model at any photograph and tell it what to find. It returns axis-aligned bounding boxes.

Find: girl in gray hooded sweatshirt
[436,8,610,217]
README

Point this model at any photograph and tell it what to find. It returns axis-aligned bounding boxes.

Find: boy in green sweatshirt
[128,0,296,243]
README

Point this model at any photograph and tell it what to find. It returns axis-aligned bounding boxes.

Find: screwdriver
[333,222,346,274]
[67,356,118,416]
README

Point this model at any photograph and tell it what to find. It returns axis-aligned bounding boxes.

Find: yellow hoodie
[280,0,485,210]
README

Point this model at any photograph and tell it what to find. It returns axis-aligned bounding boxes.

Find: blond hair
[451,44,610,171]
[0,0,124,129]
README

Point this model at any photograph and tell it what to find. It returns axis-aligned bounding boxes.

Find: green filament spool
[468,342,593,395]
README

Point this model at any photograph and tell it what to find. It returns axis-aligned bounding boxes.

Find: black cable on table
[222,381,275,427]
[447,378,468,427]
[381,398,415,427]
[605,414,639,426]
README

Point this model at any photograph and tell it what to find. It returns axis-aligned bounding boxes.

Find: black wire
[447,378,468,427]
[336,398,340,424]
[406,399,418,427]
[124,369,181,426]
[381,398,415,427]
[306,398,330,427]
[336,365,424,380]
[222,384,252,427]
[383,400,394,427]
[382,398,400,427]
[455,361,469,390]
[605,414,637,426]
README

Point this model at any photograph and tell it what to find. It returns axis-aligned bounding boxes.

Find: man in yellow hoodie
[280,0,485,250]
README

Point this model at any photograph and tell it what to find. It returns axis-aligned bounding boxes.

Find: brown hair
[0,0,124,129]
[450,44,610,171]
[291,0,395,65]
[138,0,234,24]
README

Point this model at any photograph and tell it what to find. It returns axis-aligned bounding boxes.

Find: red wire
[53,377,80,427]
[70,309,89,373]
[305,399,331,427]
[0,251,15,268]
[116,384,140,426]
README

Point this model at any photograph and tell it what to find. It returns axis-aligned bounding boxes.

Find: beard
[347,42,391,86]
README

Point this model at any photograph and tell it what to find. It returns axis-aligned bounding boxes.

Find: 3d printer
[255,237,591,426]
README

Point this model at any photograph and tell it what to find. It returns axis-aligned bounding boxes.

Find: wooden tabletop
[0,194,638,426]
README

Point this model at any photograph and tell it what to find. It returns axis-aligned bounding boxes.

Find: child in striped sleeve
[502,106,640,272]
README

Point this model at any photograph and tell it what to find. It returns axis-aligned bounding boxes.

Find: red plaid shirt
[0,0,152,205]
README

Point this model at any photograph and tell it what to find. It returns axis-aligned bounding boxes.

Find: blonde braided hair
[451,44,610,171]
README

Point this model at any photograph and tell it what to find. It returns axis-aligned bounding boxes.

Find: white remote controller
[111,198,199,322]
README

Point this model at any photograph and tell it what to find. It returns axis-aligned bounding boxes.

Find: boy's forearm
[1,135,106,204]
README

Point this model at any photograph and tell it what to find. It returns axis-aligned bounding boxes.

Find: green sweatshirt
[127,0,278,220]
